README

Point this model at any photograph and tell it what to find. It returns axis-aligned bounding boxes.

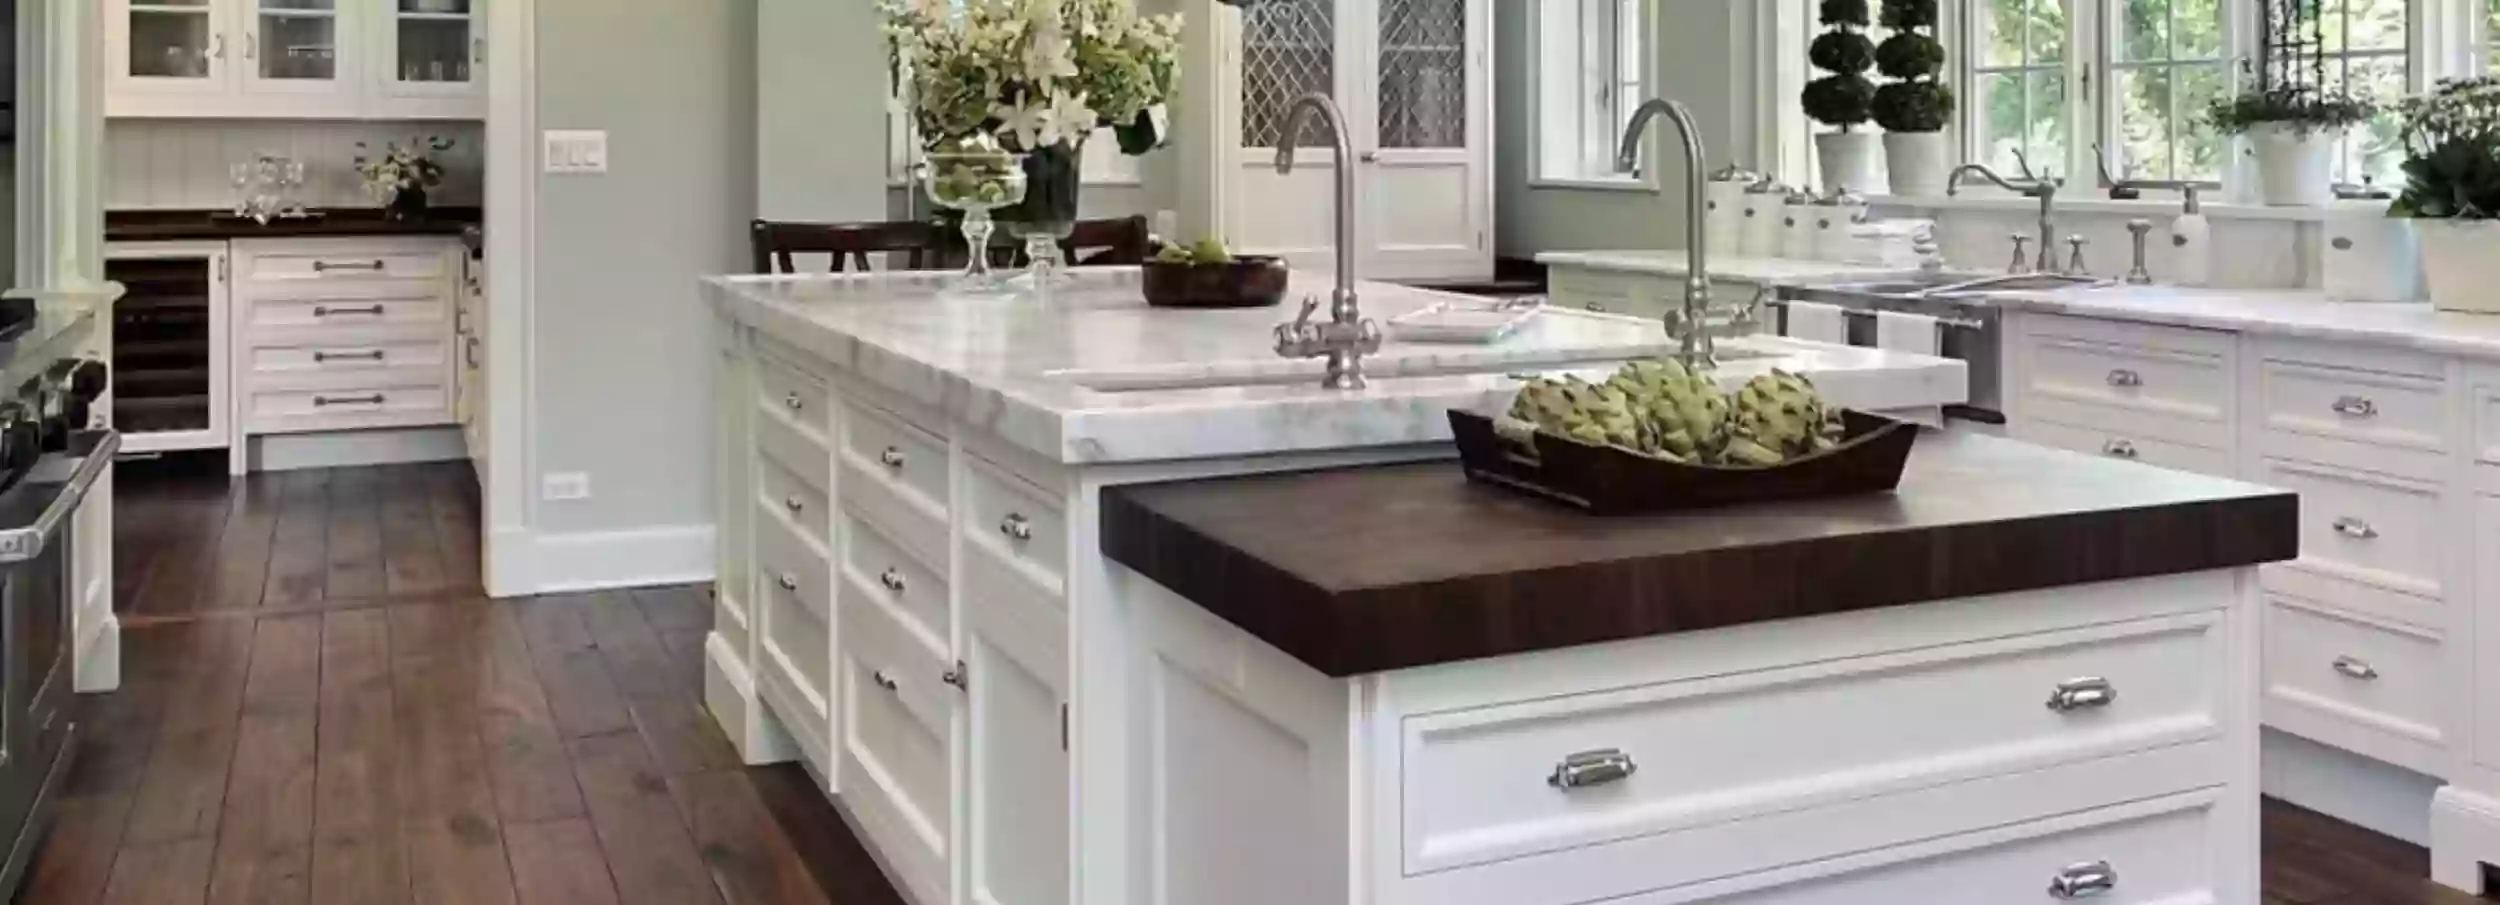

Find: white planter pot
[1816,132,1885,195]
[1882,132,1949,198]
[2247,124,2339,207]
[2417,218,2500,314]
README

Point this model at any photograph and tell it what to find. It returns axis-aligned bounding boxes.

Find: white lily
[1023,14,1079,84]
[1045,91,1099,148]
[995,100,1055,151]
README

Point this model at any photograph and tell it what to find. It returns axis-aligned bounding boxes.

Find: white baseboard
[517,523,716,595]
[249,427,468,472]
[2262,727,2440,845]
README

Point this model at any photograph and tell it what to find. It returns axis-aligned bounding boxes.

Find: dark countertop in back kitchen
[105,206,483,242]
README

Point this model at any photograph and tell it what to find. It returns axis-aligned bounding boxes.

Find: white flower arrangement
[353,136,453,199]
[882,0,1182,155]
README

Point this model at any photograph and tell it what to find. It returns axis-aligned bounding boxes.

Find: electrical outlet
[543,130,609,174]
[542,472,591,501]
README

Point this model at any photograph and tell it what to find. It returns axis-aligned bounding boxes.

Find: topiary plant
[1871,0,1949,133]
[1803,0,1876,131]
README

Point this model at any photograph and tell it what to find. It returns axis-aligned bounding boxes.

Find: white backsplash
[104,119,486,212]
[1875,202,2327,291]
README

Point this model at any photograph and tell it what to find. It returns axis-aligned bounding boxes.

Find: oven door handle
[0,430,119,565]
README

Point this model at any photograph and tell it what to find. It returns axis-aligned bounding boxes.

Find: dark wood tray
[1142,257,1288,308]
[1448,408,1918,515]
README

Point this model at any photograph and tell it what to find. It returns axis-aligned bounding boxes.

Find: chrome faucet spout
[1271,93,1380,390]
[1617,97,1717,369]
[1947,162,2064,274]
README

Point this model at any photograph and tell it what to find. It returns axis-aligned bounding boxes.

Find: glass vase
[1006,142,1083,289]
[924,149,1029,295]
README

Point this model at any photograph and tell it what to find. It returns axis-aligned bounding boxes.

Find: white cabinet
[105,0,481,120]
[1212,0,1492,282]
[230,237,462,442]
[454,245,484,475]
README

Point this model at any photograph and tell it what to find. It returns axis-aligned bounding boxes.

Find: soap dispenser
[2168,184,2212,287]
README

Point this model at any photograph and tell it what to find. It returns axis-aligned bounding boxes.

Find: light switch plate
[543,130,608,174]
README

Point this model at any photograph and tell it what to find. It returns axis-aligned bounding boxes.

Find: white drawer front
[2254,458,2446,607]
[844,400,952,517]
[757,509,833,708]
[839,590,954,905]
[249,341,446,377]
[247,383,448,425]
[1399,613,2223,876]
[247,296,447,333]
[755,353,830,439]
[841,508,951,648]
[243,249,448,282]
[2026,335,2229,418]
[964,455,1066,596]
[754,497,832,625]
[2016,418,2234,478]
[754,397,833,497]
[2255,355,2451,479]
[2262,597,2444,773]
[756,453,832,552]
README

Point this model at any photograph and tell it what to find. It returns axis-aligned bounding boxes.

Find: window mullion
[2068,0,2098,185]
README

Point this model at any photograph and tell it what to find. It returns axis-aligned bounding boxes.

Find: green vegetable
[1501,362,1849,469]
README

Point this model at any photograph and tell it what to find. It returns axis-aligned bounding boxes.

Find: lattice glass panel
[1378,0,1466,148]
[1241,0,1335,149]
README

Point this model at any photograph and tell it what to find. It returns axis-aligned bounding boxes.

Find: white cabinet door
[960,552,1071,905]
[1357,0,1489,279]
[106,0,237,114]
[1229,0,1351,270]
[234,0,361,117]
[371,0,484,119]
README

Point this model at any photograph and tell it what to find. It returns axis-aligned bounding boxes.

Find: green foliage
[2206,85,2376,136]
[1804,75,1877,129]
[1879,0,1938,29]
[1809,32,1876,75]
[1873,82,1954,132]
[1819,0,1870,27]
[2390,78,2500,220]
[1874,31,1943,80]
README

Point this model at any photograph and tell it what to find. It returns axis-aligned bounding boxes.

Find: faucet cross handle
[2008,234,2034,274]
[2065,235,2090,276]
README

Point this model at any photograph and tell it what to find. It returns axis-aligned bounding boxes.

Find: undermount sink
[1050,345,1782,393]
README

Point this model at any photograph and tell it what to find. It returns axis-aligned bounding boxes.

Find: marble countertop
[706,269,1969,465]
[1535,249,1904,285]
[1988,284,2500,358]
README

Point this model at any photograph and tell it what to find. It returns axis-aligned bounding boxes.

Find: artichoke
[1499,361,1844,469]
[1723,369,1847,465]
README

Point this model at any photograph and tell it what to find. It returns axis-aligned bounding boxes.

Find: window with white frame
[2308,0,2411,187]
[1531,0,1649,185]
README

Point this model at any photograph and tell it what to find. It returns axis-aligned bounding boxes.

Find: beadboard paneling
[104,119,485,212]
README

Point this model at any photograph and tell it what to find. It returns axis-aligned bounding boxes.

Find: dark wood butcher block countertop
[106,207,482,242]
[1101,429,2298,677]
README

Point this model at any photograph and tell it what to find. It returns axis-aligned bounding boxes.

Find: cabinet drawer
[838,589,954,905]
[2019,317,2233,444]
[841,508,951,648]
[755,354,830,439]
[844,400,951,517]
[756,454,832,552]
[963,455,1066,596]
[243,249,448,282]
[246,382,447,425]
[248,341,447,377]
[1398,613,2223,877]
[2253,458,2447,613]
[2016,418,2234,478]
[758,512,833,710]
[753,501,832,625]
[245,296,447,332]
[2262,597,2444,774]
[2255,350,2452,479]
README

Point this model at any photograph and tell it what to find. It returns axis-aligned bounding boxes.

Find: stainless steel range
[0,356,111,898]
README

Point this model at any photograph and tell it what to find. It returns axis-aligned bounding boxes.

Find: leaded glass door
[1233,0,1348,265]
[1365,0,1487,277]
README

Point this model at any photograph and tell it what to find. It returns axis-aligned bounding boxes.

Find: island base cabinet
[960,574,1071,905]
[838,594,954,905]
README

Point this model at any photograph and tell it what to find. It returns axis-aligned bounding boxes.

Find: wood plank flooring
[21,457,901,905]
[20,455,2496,905]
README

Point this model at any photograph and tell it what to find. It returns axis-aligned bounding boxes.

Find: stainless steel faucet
[1616,97,1718,369]
[1949,151,2064,274]
[1270,92,1381,390]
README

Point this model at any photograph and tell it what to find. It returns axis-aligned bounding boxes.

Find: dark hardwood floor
[20,456,902,905]
[18,455,2495,905]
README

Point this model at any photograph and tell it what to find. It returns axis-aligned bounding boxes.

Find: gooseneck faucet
[1616,98,1718,369]
[1948,151,2064,274]
[1271,92,1382,390]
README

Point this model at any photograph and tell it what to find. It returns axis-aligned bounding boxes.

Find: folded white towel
[1875,310,1942,356]
[1783,300,1849,345]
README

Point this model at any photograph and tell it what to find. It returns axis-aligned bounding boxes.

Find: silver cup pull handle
[1547,748,1637,790]
[2105,369,2143,388]
[2332,516,2380,540]
[2334,655,2381,680]
[2049,861,2118,899]
[2047,677,2117,712]
[2102,438,2139,459]
[2332,395,2379,418]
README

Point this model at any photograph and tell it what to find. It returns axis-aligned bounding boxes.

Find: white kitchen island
[694,268,2073,905]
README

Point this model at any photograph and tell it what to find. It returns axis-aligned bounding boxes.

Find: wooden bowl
[1141,257,1289,309]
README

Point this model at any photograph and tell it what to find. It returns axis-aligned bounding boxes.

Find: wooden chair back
[749,219,941,274]
[1062,216,1154,266]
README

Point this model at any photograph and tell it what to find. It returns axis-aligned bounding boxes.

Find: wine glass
[923,146,1028,295]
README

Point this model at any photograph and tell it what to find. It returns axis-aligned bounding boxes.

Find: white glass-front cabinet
[105,0,481,120]
[1219,0,1491,282]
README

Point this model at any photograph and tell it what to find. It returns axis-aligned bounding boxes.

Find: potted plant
[2208,85,2373,206]
[1872,0,1951,196]
[1802,0,1882,193]
[353,136,453,221]
[884,0,1181,283]
[2390,77,2500,313]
